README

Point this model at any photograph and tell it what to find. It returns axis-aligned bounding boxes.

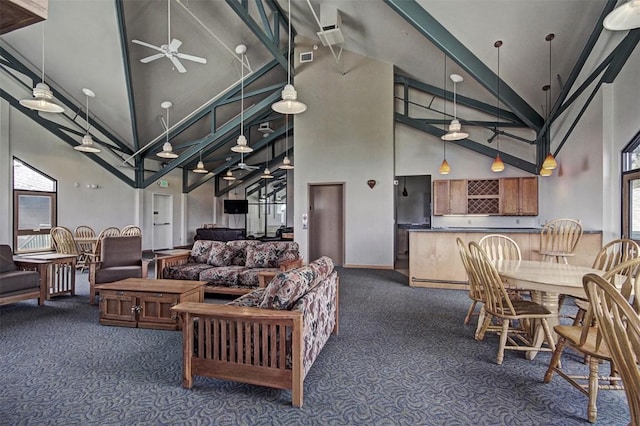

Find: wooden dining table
[492,259,607,359]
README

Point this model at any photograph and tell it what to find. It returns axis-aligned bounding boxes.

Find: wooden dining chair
[91,227,121,264]
[74,225,96,272]
[120,225,141,236]
[478,234,521,261]
[538,218,583,263]
[543,256,640,423]
[583,273,640,426]
[468,241,556,364]
[572,238,640,325]
[50,226,80,257]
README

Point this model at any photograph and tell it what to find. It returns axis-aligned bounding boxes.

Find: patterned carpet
[0,267,631,425]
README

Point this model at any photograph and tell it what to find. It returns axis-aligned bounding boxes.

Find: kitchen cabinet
[500,177,538,216]
[433,179,466,215]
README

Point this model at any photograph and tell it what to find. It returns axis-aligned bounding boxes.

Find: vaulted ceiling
[1,0,636,192]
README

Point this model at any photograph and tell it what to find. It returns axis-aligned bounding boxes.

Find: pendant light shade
[231,45,254,153]
[272,0,306,115]
[491,154,505,172]
[222,170,236,181]
[441,74,468,141]
[439,159,451,175]
[260,167,274,179]
[604,0,640,30]
[279,114,294,169]
[74,88,101,153]
[280,156,294,170]
[20,25,64,114]
[157,101,178,159]
[193,151,208,173]
[542,153,557,170]
[540,166,552,177]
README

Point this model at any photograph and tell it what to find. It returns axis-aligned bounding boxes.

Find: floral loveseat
[156,240,302,295]
[171,256,339,407]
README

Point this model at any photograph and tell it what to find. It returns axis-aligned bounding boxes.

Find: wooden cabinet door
[449,180,467,214]
[500,178,520,215]
[100,292,136,324]
[138,293,179,327]
[432,180,450,215]
[519,177,538,215]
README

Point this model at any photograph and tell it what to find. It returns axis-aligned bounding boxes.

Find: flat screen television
[224,199,249,214]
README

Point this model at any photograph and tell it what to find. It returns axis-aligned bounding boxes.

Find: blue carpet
[0,267,631,425]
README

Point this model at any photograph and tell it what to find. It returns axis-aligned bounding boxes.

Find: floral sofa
[156,240,302,295]
[171,256,339,407]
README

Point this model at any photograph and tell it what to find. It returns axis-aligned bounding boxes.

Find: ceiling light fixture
[193,150,208,173]
[539,166,552,177]
[231,45,253,154]
[542,33,557,171]
[439,53,451,175]
[491,40,504,173]
[74,88,101,153]
[222,170,236,181]
[272,0,307,114]
[604,0,640,30]
[19,24,64,113]
[157,101,178,159]
[280,115,294,170]
[441,74,468,141]
[261,143,274,179]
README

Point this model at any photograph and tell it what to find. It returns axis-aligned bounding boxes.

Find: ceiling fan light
[261,167,274,179]
[231,134,253,153]
[542,153,557,170]
[20,83,65,113]
[222,170,236,181]
[439,159,451,175]
[441,120,469,141]
[157,142,178,158]
[491,154,505,172]
[604,0,640,30]
[193,161,208,173]
[272,84,307,114]
[280,156,294,170]
[540,167,553,177]
[74,134,101,153]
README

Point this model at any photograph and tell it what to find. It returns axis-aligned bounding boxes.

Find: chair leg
[587,356,599,423]
[464,300,477,325]
[540,319,556,353]
[475,307,491,341]
[544,337,567,383]
[496,319,510,365]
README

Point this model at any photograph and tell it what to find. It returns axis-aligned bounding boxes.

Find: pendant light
[539,166,552,177]
[542,34,557,171]
[20,24,64,114]
[271,0,307,114]
[193,150,208,173]
[604,0,640,30]
[441,74,468,141]
[261,143,274,179]
[439,53,451,175]
[222,170,236,181]
[402,177,409,197]
[491,41,505,172]
[74,88,101,153]
[231,45,253,153]
[280,114,294,169]
[157,101,178,159]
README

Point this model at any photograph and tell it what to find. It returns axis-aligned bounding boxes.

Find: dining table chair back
[538,218,583,263]
[458,238,482,325]
[50,226,79,256]
[120,225,141,236]
[544,256,640,423]
[468,242,556,364]
[479,234,522,261]
[583,273,640,426]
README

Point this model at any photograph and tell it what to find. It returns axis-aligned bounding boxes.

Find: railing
[17,234,53,253]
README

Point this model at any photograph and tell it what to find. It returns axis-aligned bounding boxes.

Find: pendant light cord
[86,94,90,134]
[168,0,171,47]
[443,53,447,159]
[285,114,289,154]
[41,24,45,83]
[166,107,170,145]
[287,0,292,85]
[496,40,501,152]
[240,50,244,136]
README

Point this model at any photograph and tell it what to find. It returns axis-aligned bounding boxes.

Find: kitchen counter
[409,228,602,290]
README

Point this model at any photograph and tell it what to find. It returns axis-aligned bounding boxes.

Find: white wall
[295,38,395,267]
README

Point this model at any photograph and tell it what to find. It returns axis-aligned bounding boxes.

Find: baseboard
[342,264,394,270]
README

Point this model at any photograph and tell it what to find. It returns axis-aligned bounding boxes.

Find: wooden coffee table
[97,278,206,330]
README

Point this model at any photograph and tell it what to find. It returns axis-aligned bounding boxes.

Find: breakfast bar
[408,227,602,290]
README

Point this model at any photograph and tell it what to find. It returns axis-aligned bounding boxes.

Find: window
[13,158,57,253]
[622,131,640,241]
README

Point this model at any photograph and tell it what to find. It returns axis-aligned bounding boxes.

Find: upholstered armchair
[0,245,45,306]
[89,236,149,305]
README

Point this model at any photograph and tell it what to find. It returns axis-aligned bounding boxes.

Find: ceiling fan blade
[140,53,165,63]
[169,38,182,51]
[176,52,207,64]
[169,56,187,73]
[132,39,163,52]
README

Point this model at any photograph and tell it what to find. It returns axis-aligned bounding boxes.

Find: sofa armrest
[258,271,278,288]
[13,259,48,306]
[155,253,190,279]
[279,258,303,271]
[171,302,305,407]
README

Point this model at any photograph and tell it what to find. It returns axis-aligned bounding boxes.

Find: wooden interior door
[309,184,344,266]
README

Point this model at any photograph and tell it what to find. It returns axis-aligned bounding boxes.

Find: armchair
[89,236,149,305]
[0,245,45,306]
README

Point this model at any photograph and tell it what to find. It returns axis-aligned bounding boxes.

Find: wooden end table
[97,278,206,330]
[14,253,77,299]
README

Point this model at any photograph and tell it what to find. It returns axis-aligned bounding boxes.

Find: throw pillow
[189,240,213,264]
[245,244,278,268]
[207,242,229,267]
[259,266,316,310]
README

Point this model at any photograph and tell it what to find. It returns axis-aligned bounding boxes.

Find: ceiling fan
[229,154,259,171]
[132,0,207,73]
